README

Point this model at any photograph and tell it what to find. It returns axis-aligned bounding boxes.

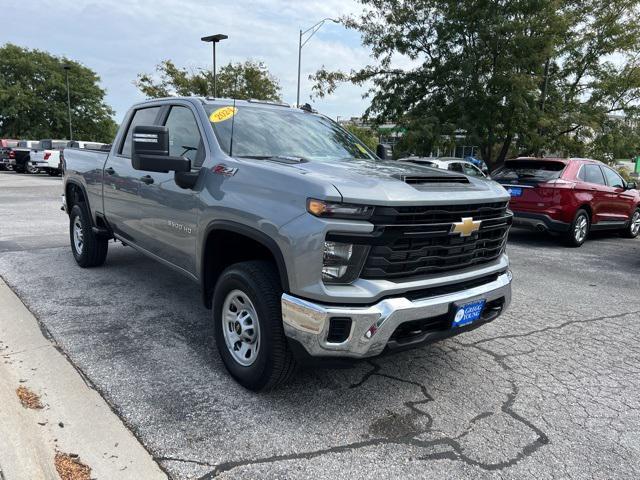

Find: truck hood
[284,157,509,205]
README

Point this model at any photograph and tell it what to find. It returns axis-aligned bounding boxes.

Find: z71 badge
[212,164,238,177]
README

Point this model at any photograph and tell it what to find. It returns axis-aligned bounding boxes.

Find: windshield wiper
[236,155,308,163]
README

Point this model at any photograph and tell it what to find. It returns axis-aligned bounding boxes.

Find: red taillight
[538,179,576,189]
[9,151,15,159]
[44,152,51,160]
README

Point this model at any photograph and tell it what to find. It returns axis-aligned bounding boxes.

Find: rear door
[136,104,203,275]
[601,166,634,221]
[576,163,611,222]
[103,106,161,241]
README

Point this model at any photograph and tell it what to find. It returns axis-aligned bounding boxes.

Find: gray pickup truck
[63,97,513,391]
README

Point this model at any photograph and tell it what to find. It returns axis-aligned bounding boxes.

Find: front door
[103,106,161,241]
[601,166,635,221]
[136,105,204,276]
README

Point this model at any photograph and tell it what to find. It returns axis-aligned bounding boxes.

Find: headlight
[322,241,369,284]
[307,199,373,220]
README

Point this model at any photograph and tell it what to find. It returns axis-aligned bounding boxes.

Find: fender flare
[200,220,290,306]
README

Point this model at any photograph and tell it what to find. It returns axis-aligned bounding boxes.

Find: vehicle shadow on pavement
[2,243,639,479]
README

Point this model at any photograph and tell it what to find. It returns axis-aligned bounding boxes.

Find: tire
[69,203,108,267]
[621,208,640,239]
[564,209,590,247]
[26,164,39,174]
[47,169,59,176]
[212,260,296,391]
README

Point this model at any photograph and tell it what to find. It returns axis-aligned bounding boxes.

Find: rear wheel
[213,260,296,391]
[564,209,590,247]
[47,169,59,176]
[26,164,40,174]
[621,208,640,239]
[69,203,108,267]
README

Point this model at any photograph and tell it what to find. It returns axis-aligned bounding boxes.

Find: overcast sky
[6,0,373,123]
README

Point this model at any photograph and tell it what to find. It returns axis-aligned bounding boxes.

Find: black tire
[69,203,108,267]
[47,169,59,176]
[212,260,296,391]
[621,208,640,239]
[564,209,590,247]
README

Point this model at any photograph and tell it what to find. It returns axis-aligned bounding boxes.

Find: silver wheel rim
[73,216,84,254]
[574,215,588,243]
[222,289,260,367]
[631,211,640,236]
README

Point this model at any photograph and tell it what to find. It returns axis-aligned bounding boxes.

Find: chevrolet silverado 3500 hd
[62,97,513,391]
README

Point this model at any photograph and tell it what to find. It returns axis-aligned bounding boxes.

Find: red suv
[493,157,640,246]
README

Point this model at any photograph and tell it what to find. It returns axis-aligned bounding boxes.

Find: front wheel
[26,164,40,174]
[69,203,108,267]
[212,261,296,391]
[564,209,590,247]
[621,208,640,239]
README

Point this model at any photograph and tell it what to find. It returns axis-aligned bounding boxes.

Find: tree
[344,124,379,150]
[0,43,117,142]
[312,1,640,169]
[136,60,282,101]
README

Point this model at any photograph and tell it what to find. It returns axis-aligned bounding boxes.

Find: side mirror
[376,143,393,160]
[626,181,637,190]
[131,125,191,173]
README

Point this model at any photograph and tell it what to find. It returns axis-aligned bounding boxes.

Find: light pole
[201,34,228,97]
[296,18,338,107]
[62,64,73,141]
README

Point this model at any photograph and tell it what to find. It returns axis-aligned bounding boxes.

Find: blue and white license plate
[452,299,486,328]
[507,186,523,197]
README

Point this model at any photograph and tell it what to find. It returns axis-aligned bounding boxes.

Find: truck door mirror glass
[376,143,393,160]
[626,181,637,190]
[131,125,191,173]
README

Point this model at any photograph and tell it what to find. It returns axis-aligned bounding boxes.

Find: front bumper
[282,270,512,358]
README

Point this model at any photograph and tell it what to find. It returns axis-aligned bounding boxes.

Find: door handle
[104,167,115,175]
[140,175,154,185]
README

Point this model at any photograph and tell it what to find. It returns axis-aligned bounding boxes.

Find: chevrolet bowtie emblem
[451,217,482,237]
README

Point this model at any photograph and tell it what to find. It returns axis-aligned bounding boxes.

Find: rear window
[40,140,52,149]
[492,160,565,182]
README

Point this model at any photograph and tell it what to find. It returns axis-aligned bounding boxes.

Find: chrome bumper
[282,271,512,358]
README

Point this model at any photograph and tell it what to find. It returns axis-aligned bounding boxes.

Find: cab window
[120,107,161,157]
[448,163,464,173]
[164,106,204,167]
[582,165,606,185]
[462,163,484,177]
[602,166,624,189]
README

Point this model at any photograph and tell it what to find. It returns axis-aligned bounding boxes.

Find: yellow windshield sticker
[209,106,238,123]
[356,143,368,154]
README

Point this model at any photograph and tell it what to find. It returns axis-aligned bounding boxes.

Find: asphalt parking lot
[1,171,640,479]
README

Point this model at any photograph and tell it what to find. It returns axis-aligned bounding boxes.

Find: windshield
[206,104,376,162]
[492,160,565,182]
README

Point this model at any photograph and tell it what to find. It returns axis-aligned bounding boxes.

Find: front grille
[360,202,511,280]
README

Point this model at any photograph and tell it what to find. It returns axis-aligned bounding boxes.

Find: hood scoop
[393,174,470,185]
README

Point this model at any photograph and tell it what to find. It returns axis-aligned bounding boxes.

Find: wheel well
[65,182,86,213]
[578,204,593,222]
[202,229,288,309]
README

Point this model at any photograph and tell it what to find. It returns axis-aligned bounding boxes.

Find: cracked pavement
[1,172,640,479]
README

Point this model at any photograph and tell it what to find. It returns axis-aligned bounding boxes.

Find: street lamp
[62,64,73,141]
[296,18,338,107]
[201,34,228,97]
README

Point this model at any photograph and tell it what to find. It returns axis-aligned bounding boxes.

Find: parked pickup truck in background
[62,97,513,391]
[0,139,19,170]
[29,139,68,176]
[11,140,40,173]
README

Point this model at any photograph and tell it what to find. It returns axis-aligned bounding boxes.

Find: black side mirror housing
[131,125,191,173]
[376,143,393,160]
[626,181,638,190]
